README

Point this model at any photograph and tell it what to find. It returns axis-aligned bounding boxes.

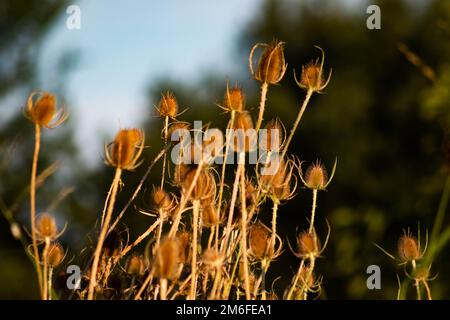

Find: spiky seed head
[158,91,178,118]
[249,222,271,260]
[181,169,215,201]
[173,164,190,186]
[254,41,287,84]
[261,119,283,152]
[151,187,172,212]
[46,243,64,267]
[168,121,190,140]
[298,231,320,257]
[176,232,191,264]
[107,128,144,170]
[398,234,420,262]
[155,237,179,280]
[127,255,145,275]
[223,85,245,112]
[305,162,327,190]
[232,111,255,153]
[37,213,57,240]
[202,248,222,270]
[103,230,122,257]
[201,204,220,227]
[25,91,68,128]
[300,62,324,91]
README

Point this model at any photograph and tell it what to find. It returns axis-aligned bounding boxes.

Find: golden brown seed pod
[260,158,296,202]
[46,243,64,267]
[155,237,179,280]
[157,91,178,118]
[151,187,172,212]
[297,231,321,257]
[223,84,245,112]
[177,231,191,264]
[304,162,327,190]
[294,46,332,93]
[250,41,287,84]
[173,163,191,186]
[168,121,190,140]
[105,128,144,170]
[232,111,255,153]
[181,168,215,201]
[249,222,271,260]
[37,213,58,240]
[398,234,420,262]
[201,203,220,227]
[202,248,223,270]
[25,91,68,128]
[127,255,145,275]
[261,119,284,152]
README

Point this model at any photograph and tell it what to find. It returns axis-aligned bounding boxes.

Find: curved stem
[120,218,160,258]
[189,200,200,300]
[309,189,318,233]
[161,116,169,188]
[42,237,50,300]
[286,260,305,300]
[280,89,313,162]
[30,124,43,298]
[255,82,269,133]
[239,152,251,300]
[88,168,122,300]
[271,201,279,251]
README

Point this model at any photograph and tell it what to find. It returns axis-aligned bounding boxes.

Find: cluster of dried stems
[23,40,340,300]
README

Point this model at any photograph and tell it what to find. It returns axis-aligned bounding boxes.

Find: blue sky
[36,0,262,164]
[2,0,367,165]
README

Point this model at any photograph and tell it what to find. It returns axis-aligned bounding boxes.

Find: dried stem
[255,82,269,133]
[30,124,43,298]
[88,168,122,300]
[189,199,200,300]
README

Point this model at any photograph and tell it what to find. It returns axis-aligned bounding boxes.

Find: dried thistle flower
[127,255,145,275]
[177,231,191,264]
[155,237,179,280]
[37,213,58,240]
[249,222,271,260]
[398,233,421,262]
[300,160,337,191]
[250,40,287,84]
[260,119,284,152]
[202,248,223,270]
[222,84,245,113]
[297,231,321,258]
[232,111,255,153]
[294,46,332,93]
[260,158,297,202]
[157,91,178,118]
[181,168,215,201]
[151,187,173,213]
[201,203,220,227]
[105,128,144,170]
[25,91,68,128]
[46,243,64,268]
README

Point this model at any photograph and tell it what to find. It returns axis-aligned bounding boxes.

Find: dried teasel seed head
[155,237,179,279]
[37,213,58,240]
[232,111,255,153]
[176,231,191,264]
[151,187,172,212]
[168,121,190,140]
[105,128,144,170]
[298,231,321,257]
[249,222,271,260]
[261,119,284,152]
[251,41,287,84]
[223,84,245,112]
[25,91,68,128]
[173,163,190,186]
[181,168,215,201]
[127,255,145,275]
[398,234,420,262]
[260,158,295,201]
[103,230,122,257]
[157,91,178,118]
[46,243,64,267]
[202,248,222,270]
[201,203,220,227]
[294,46,332,93]
[305,162,327,190]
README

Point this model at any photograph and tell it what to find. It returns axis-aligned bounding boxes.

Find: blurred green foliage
[1,0,450,299]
